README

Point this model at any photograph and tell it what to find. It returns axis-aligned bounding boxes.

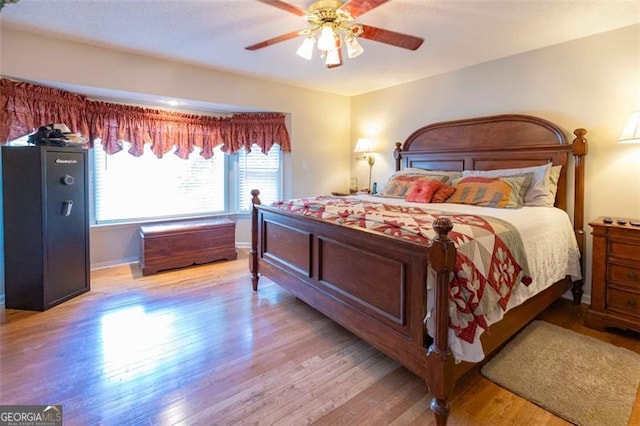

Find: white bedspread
[354,195,582,362]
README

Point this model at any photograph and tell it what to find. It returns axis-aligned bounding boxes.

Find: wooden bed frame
[249,114,588,425]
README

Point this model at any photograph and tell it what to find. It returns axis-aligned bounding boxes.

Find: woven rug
[481,321,640,426]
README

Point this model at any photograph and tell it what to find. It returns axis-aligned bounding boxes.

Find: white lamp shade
[296,36,315,60]
[345,36,364,59]
[317,24,336,51]
[354,138,373,153]
[325,48,341,66]
[619,111,640,143]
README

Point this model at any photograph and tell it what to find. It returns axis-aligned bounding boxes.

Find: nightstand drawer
[608,288,640,318]
[609,263,640,289]
[609,240,640,261]
[587,217,640,332]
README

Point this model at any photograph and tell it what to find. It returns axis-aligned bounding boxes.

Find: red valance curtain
[0,78,89,144]
[87,101,230,159]
[0,78,291,158]
[227,113,291,154]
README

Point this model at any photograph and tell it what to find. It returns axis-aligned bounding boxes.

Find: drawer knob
[629,271,639,281]
[629,299,638,307]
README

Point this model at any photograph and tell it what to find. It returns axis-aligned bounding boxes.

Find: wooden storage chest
[140,218,237,276]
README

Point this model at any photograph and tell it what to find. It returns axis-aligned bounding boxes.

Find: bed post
[426,217,457,426]
[250,189,261,291]
[393,142,402,171]
[571,128,588,304]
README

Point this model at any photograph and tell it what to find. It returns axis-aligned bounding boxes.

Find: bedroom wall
[350,24,640,303]
[1,24,638,303]
[0,27,352,275]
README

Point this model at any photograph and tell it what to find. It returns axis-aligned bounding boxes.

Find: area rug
[481,321,640,426]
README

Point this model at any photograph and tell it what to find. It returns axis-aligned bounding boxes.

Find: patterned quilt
[271,196,532,344]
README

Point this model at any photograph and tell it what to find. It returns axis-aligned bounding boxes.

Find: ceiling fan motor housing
[306,0,354,25]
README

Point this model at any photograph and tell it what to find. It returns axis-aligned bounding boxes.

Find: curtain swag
[0,78,291,159]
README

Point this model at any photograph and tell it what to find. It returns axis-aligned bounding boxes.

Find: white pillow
[397,168,462,182]
[462,163,554,207]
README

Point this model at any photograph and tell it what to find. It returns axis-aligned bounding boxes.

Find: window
[93,143,282,224]
[238,144,282,212]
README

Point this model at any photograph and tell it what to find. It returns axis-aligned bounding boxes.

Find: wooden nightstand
[585,216,640,333]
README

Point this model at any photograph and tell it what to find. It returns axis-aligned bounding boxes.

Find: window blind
[94,144,226,223]
[238,144,282,212]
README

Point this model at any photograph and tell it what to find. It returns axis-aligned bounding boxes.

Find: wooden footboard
[250,199,455,378]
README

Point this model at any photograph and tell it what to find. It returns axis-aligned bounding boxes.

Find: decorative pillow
[405,178,444,203]
[447,174,533,208]
[462,163,554,207]
[399,168,463,181]
[381,173,450,198]
[431,183,456,203]
[548,165,562,204]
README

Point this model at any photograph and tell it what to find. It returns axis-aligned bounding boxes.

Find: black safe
[2,145,90,310]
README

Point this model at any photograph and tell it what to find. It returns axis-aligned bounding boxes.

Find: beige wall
[2,24,639,301]
[350,24,640,302]
[0,27,352,268]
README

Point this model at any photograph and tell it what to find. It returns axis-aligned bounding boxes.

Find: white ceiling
[1,0,639,97]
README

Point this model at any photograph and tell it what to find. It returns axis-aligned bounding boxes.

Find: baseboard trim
[90,244,251,270]
[91,257,140,271]
[561,291,591,306]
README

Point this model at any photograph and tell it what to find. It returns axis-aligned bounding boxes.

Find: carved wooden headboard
[393,114,588,270]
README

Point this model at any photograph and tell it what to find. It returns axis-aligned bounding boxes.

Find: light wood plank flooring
[1,250,639,425]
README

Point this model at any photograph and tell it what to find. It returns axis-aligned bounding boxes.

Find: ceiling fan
[245,0,424,68]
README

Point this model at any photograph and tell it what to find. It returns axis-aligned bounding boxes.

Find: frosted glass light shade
[619,111,640,143]
[345,36,364,59]
[296,36,315,60]
[325,48,341,66]
[317,24,336,51]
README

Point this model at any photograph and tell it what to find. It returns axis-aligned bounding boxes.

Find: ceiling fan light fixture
[325,48,341,66]
[317,24,337,51]
[296,36,315,60]
[345,35,364,59]
[247,0,424,69]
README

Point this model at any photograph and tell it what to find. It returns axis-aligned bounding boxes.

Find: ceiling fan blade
[359,24,424,50]
[255,0,305,16]
[340,0,389,18]
[245,31,301,51]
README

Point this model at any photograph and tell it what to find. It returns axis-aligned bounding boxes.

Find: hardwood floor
[1,250,639,425]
